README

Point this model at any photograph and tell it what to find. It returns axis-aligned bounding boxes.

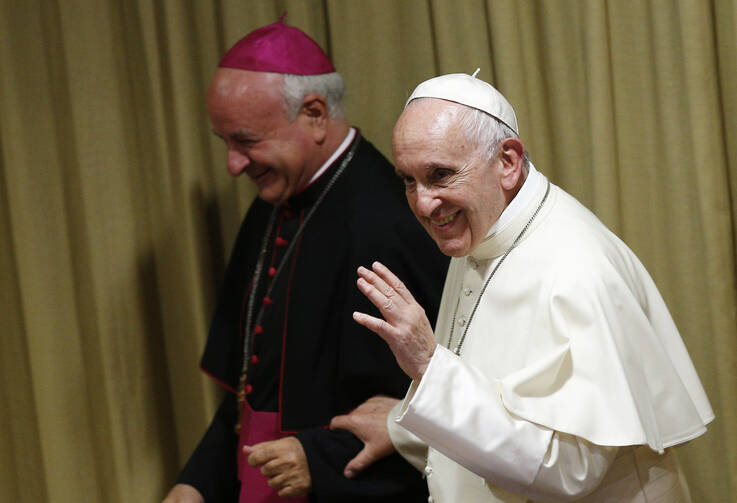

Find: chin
[435,240,470,258]
[257,185,289,206]
[258,192,280,205]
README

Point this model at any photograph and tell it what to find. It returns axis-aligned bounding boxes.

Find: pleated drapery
[1,1,735,502]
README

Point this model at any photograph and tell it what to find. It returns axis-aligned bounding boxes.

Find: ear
[498,138,526,191]
[299,93,329,143]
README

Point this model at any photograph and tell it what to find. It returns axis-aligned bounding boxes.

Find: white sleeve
[386,402,428,472]
[396,345,617,500]
[527,433,617,501]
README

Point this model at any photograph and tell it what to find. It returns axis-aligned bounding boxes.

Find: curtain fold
[1,1,734,501]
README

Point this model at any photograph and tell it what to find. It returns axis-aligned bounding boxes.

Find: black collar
[284,131,361,211]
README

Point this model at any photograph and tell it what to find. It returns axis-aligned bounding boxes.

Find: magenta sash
[238,399,309,503]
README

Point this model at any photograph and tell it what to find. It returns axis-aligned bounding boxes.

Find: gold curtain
[1,0,734,501]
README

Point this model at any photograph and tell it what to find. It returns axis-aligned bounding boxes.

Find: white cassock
[387,164,714,503]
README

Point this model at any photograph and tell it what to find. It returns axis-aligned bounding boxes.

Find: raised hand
[353,261,437,381]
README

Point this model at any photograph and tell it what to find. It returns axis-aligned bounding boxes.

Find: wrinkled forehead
[208,68,283,105]
[206,68,289,128]
[392,99,484,169]
[395,98,466,138]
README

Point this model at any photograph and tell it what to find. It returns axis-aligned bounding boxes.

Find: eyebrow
[394,163,457,178]
[427,163,456,171]
[211,129,260,142]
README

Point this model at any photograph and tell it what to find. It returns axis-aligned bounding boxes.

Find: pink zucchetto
[219,13,335,75]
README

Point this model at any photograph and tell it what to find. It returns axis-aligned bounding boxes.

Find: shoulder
[344,137,405,207]
[331,136,415,227]
[322,135,447,265]
[521,186,650,305]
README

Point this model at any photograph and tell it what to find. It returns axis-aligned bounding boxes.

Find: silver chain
[239,135,361,378]
[448,180,551,355]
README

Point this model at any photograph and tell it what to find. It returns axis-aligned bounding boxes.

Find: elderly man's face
[207,69,316,205]
[393,100,508,257]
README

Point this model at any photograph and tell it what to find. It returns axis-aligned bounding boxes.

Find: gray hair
[282,72,346,121]
[409,97,530,168]
[455,103,531,168]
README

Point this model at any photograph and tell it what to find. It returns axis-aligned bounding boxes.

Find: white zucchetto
[406,69,519,136]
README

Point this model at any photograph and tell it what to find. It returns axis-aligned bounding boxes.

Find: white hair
[455,103,531,168]
[282,72,346,121]
[409,97,530,168]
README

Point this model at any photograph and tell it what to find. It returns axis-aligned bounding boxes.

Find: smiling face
[206,69,319,205]
[393,99,524,257]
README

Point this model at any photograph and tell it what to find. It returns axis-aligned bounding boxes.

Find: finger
[372,261,416,304]
[356,277,394,313]
[356,267,397,309]
[344,445,379,479]
[267,471,290,491]
[247,442,275,467]
[261,457,288,478]
[358,266,400,305]
[277,484,306,499]
[277,486,295,498]
[357,276,405,319]
[329,414,352,431]
[352,311,397,342]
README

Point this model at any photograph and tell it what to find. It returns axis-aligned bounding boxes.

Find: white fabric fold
[429,174,713,452]
[397,345,554,492]
[389,170,711,502]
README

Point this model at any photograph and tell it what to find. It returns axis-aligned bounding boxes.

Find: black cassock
[178,134,449,502]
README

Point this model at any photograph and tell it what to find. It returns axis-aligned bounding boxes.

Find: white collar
[307,127,357,185]
[469,164,551,261]
[485,162,542,238]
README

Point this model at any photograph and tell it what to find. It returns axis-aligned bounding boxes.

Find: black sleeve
[177,393,240,502]
[296,209,446,503]
[295,427,428,503]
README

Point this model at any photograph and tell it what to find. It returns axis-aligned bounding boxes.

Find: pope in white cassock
[331,72,715,502]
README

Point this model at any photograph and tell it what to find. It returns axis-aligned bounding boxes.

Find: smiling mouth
[430,212,459,227]
[248,168,270,181]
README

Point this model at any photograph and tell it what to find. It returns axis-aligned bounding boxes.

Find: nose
[413,186,442,217]
[227,148,250,176]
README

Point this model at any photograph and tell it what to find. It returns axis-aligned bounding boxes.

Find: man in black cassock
[162,17,448,503]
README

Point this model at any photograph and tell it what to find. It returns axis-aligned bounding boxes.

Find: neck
[301,121,351,182]
[320,121,351,160]
[503,165,528,207]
